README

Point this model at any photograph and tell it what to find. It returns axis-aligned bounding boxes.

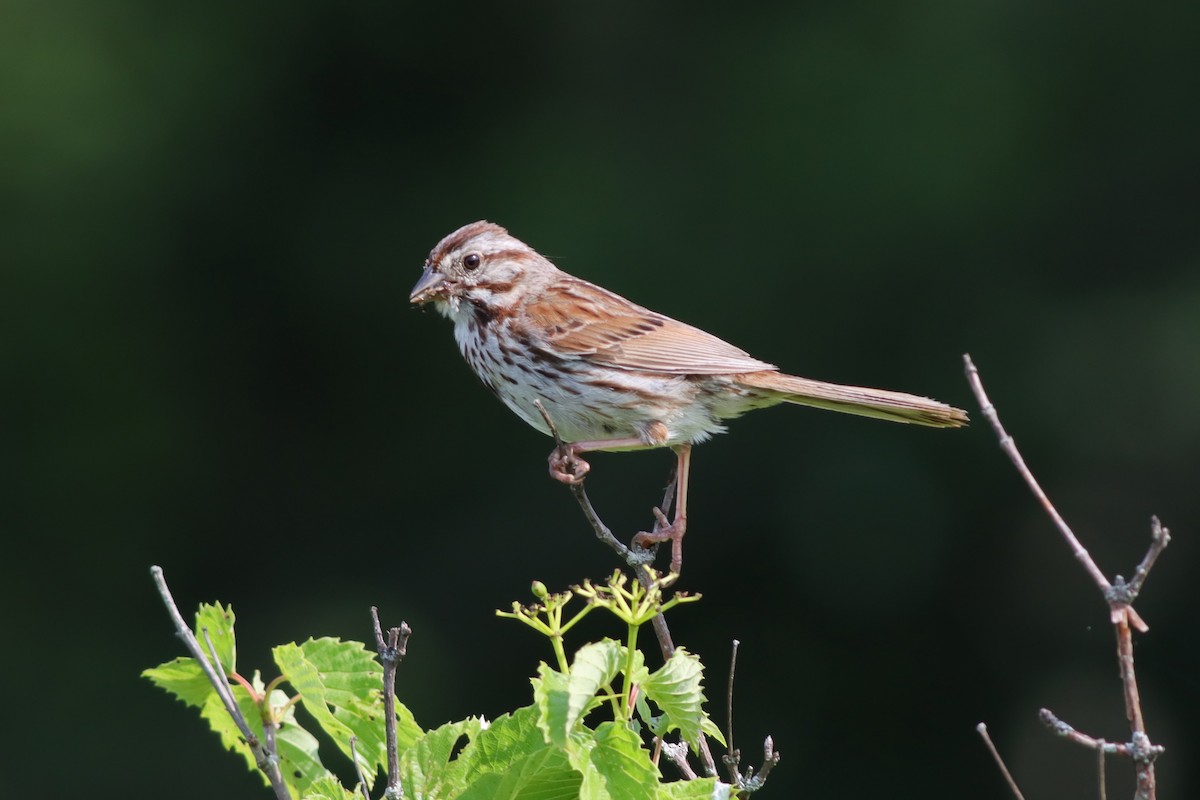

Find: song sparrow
[410,221,967,571]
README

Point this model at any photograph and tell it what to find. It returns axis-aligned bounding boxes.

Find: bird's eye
[463,253,481,271]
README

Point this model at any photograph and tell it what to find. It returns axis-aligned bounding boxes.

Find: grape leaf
[580,721,659,800]
[534,640,622,747]
[397,716,483,800]
[639,647,723,750]
[274,637,421,788]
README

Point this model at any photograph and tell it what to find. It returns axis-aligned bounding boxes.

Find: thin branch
[150,566,291,800]
[962,354,1111,594]
[202,626,243,709]
[204,623,285,774]
[1097,738,1108,800]
[1115,613,1147,740]
[1126,517,1171,599]
[975,723,1027,800]
[696,736,719,778]
[348,736,371,800]
[1037,709,1163,760]
[372,607,412,800]
[726,639,739,759]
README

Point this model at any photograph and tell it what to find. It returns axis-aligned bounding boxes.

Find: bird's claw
[548,445,590,485]
[633,512,687,574]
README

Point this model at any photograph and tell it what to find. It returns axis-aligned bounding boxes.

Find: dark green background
[5,2,1198,797]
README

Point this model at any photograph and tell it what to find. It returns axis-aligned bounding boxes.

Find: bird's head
[410,221,550,319]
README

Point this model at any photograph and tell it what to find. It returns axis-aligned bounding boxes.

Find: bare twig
[975,723,1026,800]
[150,566,291,800]
[696,736,719,778]
[202,627,240,722]
[371,607,412,800]
[1098,738,1108,800]
[726,639,739,759]
[348,736,371,800]
[1126,516,1171,599]
[1038,709,1164,760]
[962,355,1112,596]
[963,355,1169,800]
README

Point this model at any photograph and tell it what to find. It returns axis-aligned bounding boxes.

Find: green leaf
[453,705,588,799]
[274,637,420,788]
[462,706,545,781]
[142,655,215,708]
[398,717,483,799]
[579,721,659,800]
[300,773,359,800]
[656,777,733,799]
[639,648,723,750]
[532,663,570,747]
[458,746,581,800]
[534,640,622,747]
[195,601,237,674]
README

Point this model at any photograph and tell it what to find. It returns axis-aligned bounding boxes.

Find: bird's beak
[409,267,448,305]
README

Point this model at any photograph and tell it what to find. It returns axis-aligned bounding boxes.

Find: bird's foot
[633,508,687,574]
[548,444,590,485]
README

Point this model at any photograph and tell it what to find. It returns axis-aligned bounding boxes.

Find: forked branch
[371,607,412,800]
[963,354,1168,800]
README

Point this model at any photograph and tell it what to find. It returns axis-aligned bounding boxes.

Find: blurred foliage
[3,1,1198,797]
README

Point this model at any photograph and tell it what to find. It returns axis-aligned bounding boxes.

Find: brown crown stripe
[433,221,507,259]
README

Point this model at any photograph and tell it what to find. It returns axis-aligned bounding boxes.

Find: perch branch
[532,400,777,792]
[533,399,676,660]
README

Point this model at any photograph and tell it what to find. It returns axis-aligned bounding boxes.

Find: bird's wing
[522,279,776,375]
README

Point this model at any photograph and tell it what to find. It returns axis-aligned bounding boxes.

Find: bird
[410,221,967,571]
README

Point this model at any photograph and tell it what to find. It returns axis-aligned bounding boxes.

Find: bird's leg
[657,469,679,524]
[633,444,691,574]
[547,436,646,485]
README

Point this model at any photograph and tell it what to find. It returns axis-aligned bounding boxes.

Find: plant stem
[622,622,640,719]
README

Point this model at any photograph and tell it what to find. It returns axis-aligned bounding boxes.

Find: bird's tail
[735,370,968,428]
